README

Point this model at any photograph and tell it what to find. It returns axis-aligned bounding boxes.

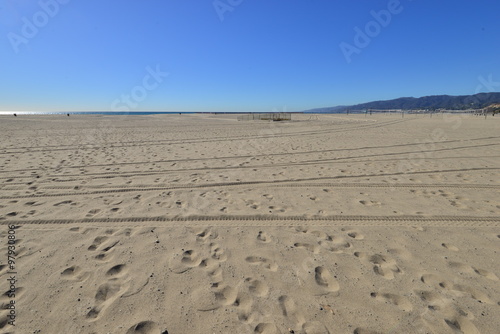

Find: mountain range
[302,92,500,113]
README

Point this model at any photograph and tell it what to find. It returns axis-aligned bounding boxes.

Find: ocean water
[0,111,197,116]
[0,111,377,116]
[0,111,352,116]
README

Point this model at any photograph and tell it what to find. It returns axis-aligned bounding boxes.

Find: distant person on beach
[13,113,17,117]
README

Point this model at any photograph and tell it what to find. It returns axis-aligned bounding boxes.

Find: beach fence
[237,113,291,121]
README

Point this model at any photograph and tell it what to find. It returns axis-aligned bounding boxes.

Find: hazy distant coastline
[3,92,499,116]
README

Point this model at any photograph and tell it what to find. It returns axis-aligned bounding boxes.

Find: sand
[0,113,499,334]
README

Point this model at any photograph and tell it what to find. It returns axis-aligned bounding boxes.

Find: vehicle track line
[1,174,499,200]
[1,135,498,175]
[1,182,499,192]
[2,215,499,227]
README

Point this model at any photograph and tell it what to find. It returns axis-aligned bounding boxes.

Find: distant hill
[303,92,500,113]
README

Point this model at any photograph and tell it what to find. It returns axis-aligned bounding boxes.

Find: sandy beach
[0,113,499,334]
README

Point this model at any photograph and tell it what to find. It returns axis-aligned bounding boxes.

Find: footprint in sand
[420,274,493,304]
[105,228,131,237]
[60,266,90,282]
[420,274,454,290]
[0,287,24,309]
[234,292,255,324]
[245,278,269,297]
[95,251,115,262]
[87,236,109,251]
[472,267,499,281]
[444,317,480,334]
[125,321,166,334]
[105,264,127,278]
[245,256,278,272]
[310,266,340,296]
[86,208,101,217]
[92,239,119,262]
[169,249,202,274]
[319,236,352,253]
[100,240,119,253]
[0,264,7,275]
[0,313,12,330]
[238,311,258,325]
[308,230,329,239]
[347,231,365,240]
[54,200,74,207]
[81,227,98,234]
[86,281,129,321]
[293,242,320,254]
[449,200,467,209]
[207,266,224,283]
[355,252,402,280]
[257,230,271,243]
[293,226,308,234]
[244,199,260,210]
[94,283,122,304]
[198,257,219,272]
[210,243,227,262]
[194,227,218,242]
[254,323,280,334]
[415,290,449,311]
[279,295,305,327]
[453,284,494,304]
[116,228,133,237]
[192,284,237,311]
[441,243,459,251]
[233,291,253,311]
[447,261,475,274]
[370,291,412,312]
[359,200,381,206]
[448,261,500,281]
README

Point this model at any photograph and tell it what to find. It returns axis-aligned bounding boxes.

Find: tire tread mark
[2,182,499,192]
[1,177,499,200]
[1,215,499,227]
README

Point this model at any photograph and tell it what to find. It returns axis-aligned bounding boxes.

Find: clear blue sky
[1,0,499,112]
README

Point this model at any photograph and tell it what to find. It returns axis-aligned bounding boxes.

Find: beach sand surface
[0,113,499,334]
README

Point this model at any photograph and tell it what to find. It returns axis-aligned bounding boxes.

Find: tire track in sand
[1,177,499,200]
[1,215,499,227]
